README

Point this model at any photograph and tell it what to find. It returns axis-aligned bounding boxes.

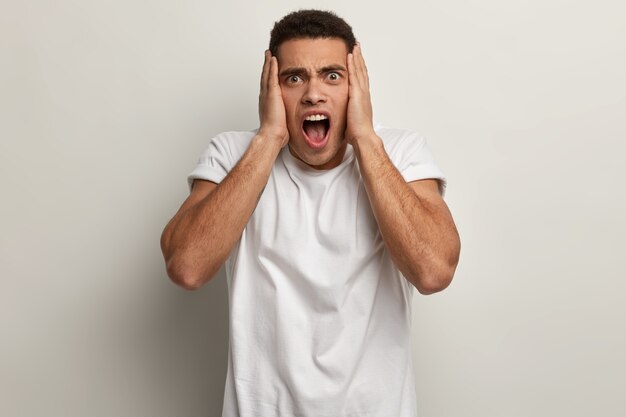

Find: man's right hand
[258,50,289,148]
[162,51,290,290]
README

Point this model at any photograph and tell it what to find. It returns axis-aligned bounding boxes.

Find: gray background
[2,0,625,416]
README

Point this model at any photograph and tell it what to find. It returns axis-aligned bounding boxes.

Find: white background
[2,0,625,416]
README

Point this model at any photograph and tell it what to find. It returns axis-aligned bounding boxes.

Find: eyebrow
[279,65,347,77]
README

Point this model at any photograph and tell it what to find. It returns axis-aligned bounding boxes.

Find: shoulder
[211,129,257,143]
[374,123,447,193]
[188,129,257,190]
[201,129,257,160]
[375,124,427,155]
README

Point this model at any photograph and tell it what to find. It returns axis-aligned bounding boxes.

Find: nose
[301,79,327,105]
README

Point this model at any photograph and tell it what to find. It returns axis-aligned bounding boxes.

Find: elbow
[414,269,454,295]
[161,232,218,290]
[165,256,215,291]
[416,236,461,295]
[410,255,459,295]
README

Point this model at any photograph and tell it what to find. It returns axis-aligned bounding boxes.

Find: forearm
[353,134,460,294]
[162,134,281,288]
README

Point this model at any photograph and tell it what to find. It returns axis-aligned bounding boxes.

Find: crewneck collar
[281,144,355,176]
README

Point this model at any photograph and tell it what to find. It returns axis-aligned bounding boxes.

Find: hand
[345,43,376,146]
[258,50,289,147]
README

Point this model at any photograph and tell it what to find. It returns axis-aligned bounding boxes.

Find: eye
[287,75,302,84]
[327,72,341,81]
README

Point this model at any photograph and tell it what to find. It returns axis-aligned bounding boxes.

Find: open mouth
[302,113,330,149]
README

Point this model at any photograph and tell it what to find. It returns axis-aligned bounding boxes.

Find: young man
[161,9,460,417]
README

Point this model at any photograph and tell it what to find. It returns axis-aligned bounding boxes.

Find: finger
[347,51,358,90]
[260,50,271,90]
[356,43,370,88]
[268,56,280,91]
[271,56,278,85]
[352,44,362,84]
[354,43,369,90]
[350,45,364,91]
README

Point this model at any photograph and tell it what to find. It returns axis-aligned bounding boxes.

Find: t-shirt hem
[187,165,225,191]
[402,167,447,197]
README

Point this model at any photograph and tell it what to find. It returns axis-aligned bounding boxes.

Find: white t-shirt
[188,125,446,417]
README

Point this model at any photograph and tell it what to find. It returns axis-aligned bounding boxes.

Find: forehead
[276,38,348,69]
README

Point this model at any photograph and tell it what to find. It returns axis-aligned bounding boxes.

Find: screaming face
[276,38,350,170]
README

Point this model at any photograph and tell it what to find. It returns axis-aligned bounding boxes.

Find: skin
[161,38,460,294]
[344,43,460,293]
[276,38,349,170]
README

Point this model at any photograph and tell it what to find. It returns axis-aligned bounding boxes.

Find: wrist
[251,132,284,156]
[257,126,288,146]
[351,132,384,159]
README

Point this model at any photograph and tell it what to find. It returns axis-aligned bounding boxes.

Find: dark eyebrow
[279,67,307,77]
[319,65,347,73]
[279,65,347,77]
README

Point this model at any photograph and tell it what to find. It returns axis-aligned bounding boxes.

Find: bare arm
[160,51,288,289]
[353,136,460,294]
[346,44,460,294]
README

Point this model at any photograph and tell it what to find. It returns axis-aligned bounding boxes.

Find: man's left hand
[345,43,376,145]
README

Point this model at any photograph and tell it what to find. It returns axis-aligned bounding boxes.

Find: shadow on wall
[148,267,229,415]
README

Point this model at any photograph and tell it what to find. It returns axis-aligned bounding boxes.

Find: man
[161,9,460,417]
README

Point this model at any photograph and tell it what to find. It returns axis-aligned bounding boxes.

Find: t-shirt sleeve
[187,131,254,191]
[381,127,448,196]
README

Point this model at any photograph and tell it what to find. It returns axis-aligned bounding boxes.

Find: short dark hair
[269,9,357,56]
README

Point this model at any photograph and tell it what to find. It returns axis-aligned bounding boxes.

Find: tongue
[304,121,327,143]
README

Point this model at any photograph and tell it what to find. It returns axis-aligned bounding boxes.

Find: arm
[346,44,460,294]
[160,51,288,290]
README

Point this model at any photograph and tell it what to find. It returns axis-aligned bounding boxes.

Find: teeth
[305,114,328,121]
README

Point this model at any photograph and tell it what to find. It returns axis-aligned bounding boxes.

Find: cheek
[336,86,349,107]
[336,91,349,120]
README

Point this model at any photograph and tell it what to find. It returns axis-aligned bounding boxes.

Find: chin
[288,136,347,170]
